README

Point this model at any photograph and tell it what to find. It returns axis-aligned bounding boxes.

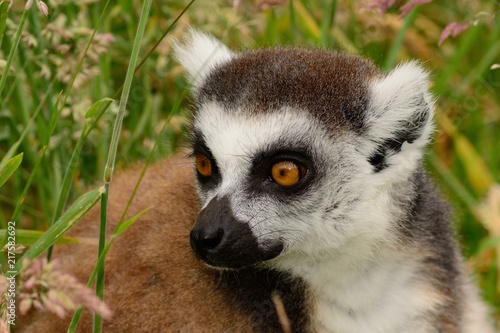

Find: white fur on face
[193,99,423,261]
[194,103,346,250]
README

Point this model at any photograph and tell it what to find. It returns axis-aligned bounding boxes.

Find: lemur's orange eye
[271,161,306,187]
[195,155,212,177]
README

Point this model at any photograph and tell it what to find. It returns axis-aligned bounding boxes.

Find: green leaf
[114,207,151,237]
[85,97,114,119]
[0,229,77,247]
[0,153,23,188]
[15,187,103,272]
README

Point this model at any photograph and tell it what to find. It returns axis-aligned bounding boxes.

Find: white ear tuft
[364,62,434,172]
[173,30,234,89]
[366,62,434,146]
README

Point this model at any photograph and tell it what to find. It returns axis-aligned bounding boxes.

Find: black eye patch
[247,148,316,200]
[189,132,221,187]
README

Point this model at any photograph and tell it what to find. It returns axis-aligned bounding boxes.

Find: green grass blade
[0,153,23,188]
[478,237,500,254]
[50,97,113,224]
[0,153,24,229]
[96,0,152,330]
[85,97,113,120]
[116,89,187,227]
[67,307,84,333]
[47,98,113,261]
[320,0,337,46]
[0,7,29,96]
[59,0,112,115]
[460,39,500,90]
[0,78,56,165]
[67,206,150,332]
[45,90,63,146]
[7,91,61,224]
[289,0,296,42]
[454,135,494,195]
[0,1,9,49]
[293,0,321,41]
[114,207,151,237]
[436,113,494,195]
[68,3,193,330]
[427,152,479,214]
[0,229,77,247]
[432,24,483,95]
[10,87,62,222]
[14,187,103,272]
[103,0,153,183]
[93,183,108,332]
[383,8,418,71]
[130,0,196,82]
[10,146,47,222]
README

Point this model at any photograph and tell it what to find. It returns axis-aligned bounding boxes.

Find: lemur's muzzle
[189,196,283,269]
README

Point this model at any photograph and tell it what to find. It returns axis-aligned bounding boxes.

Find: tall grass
[1,0,499,329]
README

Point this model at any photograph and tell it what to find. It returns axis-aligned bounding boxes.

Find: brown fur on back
[19,154,254,332]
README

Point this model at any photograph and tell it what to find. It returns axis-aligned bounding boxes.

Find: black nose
[190,228,224,257]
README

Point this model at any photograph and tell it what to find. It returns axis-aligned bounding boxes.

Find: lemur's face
[175,33,433,269]
[189,106,362,269]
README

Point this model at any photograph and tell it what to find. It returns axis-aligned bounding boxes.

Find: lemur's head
[174,32,434,270]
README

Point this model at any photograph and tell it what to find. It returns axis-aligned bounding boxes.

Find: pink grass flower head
[366,0,396,14]
[0,275,11,332]
[257,0,288,11]
[4,0,14,11]
[24,0,33,10]
[36,0,49,16]
[399,0,432,17]
[439,22,470,46]
[24,0,48,15]
[18,258,112,320]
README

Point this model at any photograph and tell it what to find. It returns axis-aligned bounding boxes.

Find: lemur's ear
[173,30,234,89]
[364,62,434,172]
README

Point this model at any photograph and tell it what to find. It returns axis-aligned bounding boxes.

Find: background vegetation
[1,0,499,330]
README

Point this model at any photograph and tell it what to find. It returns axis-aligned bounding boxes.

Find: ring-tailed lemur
[19,31,495,333]
[174,31,495,333]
